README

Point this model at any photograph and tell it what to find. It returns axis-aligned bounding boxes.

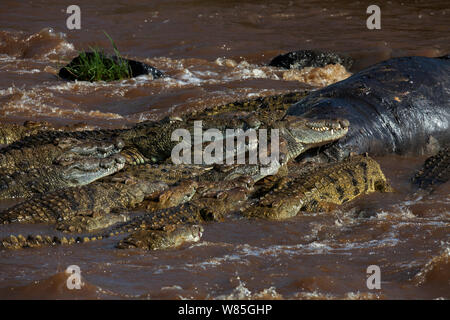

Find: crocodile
[0,155,392,250]
[241,155,393,220]
[287,55,450,163]
[0,136,125,175]
[116,225,204,250]
[0,224,205,251]
[0,137,128,199]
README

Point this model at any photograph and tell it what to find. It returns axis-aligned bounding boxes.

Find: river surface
[0,0,448,299]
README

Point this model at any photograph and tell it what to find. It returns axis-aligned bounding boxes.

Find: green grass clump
[65,32,131,82]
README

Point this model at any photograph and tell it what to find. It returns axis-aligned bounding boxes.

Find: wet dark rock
[269,50,354,71]
[58,51,165,81]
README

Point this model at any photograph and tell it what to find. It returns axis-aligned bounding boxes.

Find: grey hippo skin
[286,55,450,162]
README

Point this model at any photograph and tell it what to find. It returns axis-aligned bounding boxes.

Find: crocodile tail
[0,233,110,250]
[0,227,141,250]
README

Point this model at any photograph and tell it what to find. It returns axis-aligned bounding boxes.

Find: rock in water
[58,51,164,81]
[269,49,353,71]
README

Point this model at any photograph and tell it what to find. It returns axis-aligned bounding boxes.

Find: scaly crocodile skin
[413,147,450,191]
[0,156,392,250]
[242,155,393,220]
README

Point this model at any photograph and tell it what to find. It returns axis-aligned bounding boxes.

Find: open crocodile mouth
[306,119,350,134]
[281,117,350,149]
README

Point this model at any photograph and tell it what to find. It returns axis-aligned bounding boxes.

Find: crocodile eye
[57,157,74,166]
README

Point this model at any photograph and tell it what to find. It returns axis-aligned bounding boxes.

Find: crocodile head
[57,153,126,186]
[116,224,204,250]
[56,137,125,157]
[281,116,349,148]
[169,224,204,246]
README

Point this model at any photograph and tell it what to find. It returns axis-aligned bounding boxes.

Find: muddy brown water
[0,1,448,299]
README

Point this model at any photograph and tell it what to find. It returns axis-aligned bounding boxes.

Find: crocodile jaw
[61,154,126,186]
[283,116,349,147]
